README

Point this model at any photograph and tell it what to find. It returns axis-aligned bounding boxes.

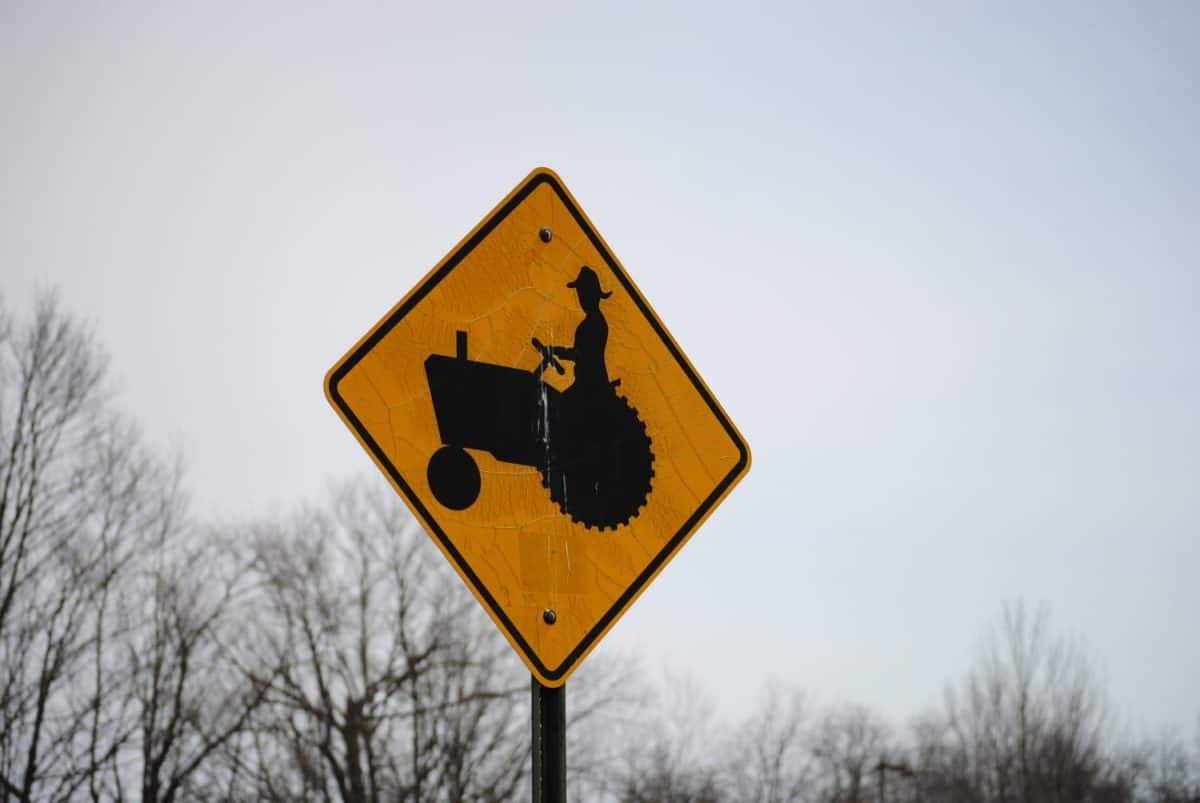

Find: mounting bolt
[543,609,557,625]
[538,227,553,243]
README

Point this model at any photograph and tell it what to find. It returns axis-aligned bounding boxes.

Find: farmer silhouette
[541,266,612,394]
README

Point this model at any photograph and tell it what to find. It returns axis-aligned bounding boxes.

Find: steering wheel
[530,337,565,375]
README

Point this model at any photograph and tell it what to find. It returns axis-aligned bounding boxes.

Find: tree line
[1,294,1196,802]
[613,605,1200,803]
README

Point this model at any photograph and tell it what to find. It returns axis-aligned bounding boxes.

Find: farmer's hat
[567,265,612,299]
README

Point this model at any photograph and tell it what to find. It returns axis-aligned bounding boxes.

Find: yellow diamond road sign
[325,168,750,686]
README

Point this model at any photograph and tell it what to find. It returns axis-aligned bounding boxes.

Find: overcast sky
[3,2,1197,733]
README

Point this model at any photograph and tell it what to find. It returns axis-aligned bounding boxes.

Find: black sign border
[327,170,749,682]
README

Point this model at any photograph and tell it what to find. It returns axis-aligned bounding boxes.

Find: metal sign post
[531,677,565,803]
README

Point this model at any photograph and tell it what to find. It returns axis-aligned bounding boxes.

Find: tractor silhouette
[424,328,654,531]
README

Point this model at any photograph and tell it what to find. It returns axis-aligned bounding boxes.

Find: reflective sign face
[325,168,750,686]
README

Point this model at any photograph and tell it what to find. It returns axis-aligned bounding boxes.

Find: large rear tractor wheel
[541,394,653,531]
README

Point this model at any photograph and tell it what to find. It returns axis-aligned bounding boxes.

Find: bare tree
[912,601,1112,803]
[0,293,260,803]
[117,526,269,803]
[724,685,815,803]
[615,671,728,803]
[809,702,892,803]
[1108,723,1200,803]
[231,480,533,803]
[565,650,647,801]
[0,294,189,801]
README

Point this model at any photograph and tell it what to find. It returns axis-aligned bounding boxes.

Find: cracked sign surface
[325,168,750,686]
